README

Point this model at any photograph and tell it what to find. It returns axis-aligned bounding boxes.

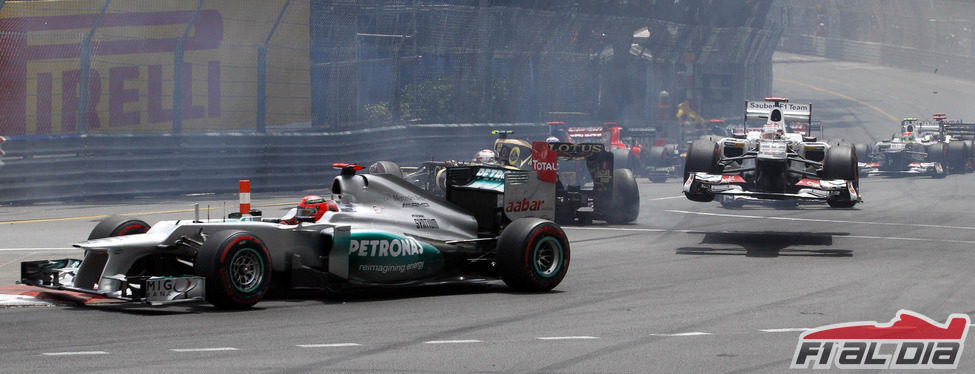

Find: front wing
[858,161,944,177]
[683,172,860,202]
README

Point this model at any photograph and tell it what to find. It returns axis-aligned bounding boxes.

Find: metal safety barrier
[0,123,549,204]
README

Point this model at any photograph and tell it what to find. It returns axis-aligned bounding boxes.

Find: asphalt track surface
[3,53,975,373]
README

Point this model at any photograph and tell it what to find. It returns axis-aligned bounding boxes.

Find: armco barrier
[0,123,549,204]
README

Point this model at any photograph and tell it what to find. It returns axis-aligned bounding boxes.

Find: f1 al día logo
[792,309,970,369]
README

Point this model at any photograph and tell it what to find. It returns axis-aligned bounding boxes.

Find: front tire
[496,218,570,292]
[88,216,150,239]
[195,230,272,309]
[367,160,403,178]
[824,146,858,208]
[684,139,720,181]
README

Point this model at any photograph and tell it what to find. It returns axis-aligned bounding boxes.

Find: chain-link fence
[0,0,311,136]
[311,1,780,130]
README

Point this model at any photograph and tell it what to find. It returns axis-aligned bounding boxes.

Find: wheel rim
[533,236,564,278]
[230,248,265,293]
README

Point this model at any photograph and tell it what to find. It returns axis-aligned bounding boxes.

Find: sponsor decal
[547,142,604,154]
[402,202,430,208]
[385,194,425,202]
[144,277,201,300]
[530,159,557,171]
[357,261,425,274]
[719,175,745,184]
[412,214,439,229]
[791,309,970,370]
[505,198,546,213]
[0,1,311,135]
[795,178,821,188]
[508,146,521,165]
[532,141,559,183]
[349,237,428,257]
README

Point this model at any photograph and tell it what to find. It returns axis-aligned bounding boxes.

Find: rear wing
[744,99,813,136]
[744,100,812,122]
[942,122,975,139]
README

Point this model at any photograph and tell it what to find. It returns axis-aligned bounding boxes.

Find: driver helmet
[901,131,915,142]
[474,149,498,164]
[296,195,338,222]
[762,124,784,140]
[546,136,560,143]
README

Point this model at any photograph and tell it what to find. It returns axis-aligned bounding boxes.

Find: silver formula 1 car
[682,98,860,208]
[20,163,570,309]
[859,115,971,177]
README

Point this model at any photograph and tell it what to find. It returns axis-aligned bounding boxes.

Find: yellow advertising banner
[0,0,310,135]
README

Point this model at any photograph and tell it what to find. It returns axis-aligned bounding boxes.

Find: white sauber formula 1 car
[682,97,861,208]
[19,163,570,309]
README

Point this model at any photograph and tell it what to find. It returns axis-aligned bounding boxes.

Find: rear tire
[853,143,871,161]
[367,161,403,178]
[947,141,968,174]
[88,216,150,240]
[195,230,272,309]
[611,148,632,171]
[604,168,640,224]
[496,218,570,292]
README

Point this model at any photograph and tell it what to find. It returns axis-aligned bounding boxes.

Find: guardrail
[0,123,549,204]
[0,136,6,172]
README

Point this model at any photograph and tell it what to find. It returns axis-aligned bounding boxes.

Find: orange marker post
[239,180,251,215]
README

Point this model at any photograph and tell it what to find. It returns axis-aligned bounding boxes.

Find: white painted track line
[650,332,712,337]
[42,351,108,356]
[424,340,481,344]
[296,343,362,348]
[760,328,811,333]
[170,347,238,352]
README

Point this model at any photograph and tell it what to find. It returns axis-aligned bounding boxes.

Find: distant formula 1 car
[683,97,860,208]
[860,115,972,177]
[20,163,570,309]
[378,130,640,225]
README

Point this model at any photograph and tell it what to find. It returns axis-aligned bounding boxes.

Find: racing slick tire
[824,145,858,208]
[853,143,871,162]
[925,143,946,165]
[367,161,404,178]
[88,216,151,239]
[604,168,640,224]
[824,145,857,181]
[496,218,570,292]
[195,230,272,309]
[683,139,719,202]
[684,139,720,180]
[611,148,632,171]
[947,141,969,174]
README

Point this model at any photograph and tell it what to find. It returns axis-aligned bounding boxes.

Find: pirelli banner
[0,0,311,135]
